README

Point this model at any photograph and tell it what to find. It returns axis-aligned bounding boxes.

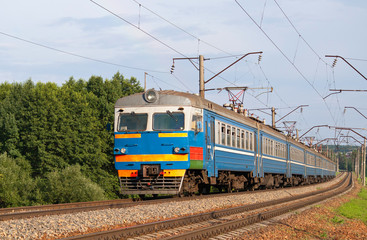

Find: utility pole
[363,139,366,186]
[356,148,360,179]
[199,55,205,98]
[325,55,367,81]
[144,72,147,91]
[271,107,276,128]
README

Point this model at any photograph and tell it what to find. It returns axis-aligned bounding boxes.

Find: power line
[273,0,329,66]
[345,58,367,62]
[90,0,244,91]
[0,31,167,74]
[90,0,188,59]
[131,0,234,56]
[257,63,290,107]
[234,0,336,124]
[146,73,190,92]
[171,74,195,92]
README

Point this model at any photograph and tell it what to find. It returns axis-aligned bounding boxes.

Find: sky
[1,0,367,146]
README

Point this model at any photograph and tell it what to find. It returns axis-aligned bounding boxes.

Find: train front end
[114,90,203,195]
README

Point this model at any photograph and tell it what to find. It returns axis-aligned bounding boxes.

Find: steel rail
[0,199,132,215]
[59,173,349,240]
[163,173,352,240]
[1,175,340,221]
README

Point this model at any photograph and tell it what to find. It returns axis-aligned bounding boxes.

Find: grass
[331,216,345,224]
[337,187,367,224]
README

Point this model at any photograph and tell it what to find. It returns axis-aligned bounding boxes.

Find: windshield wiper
[166,110,178,122]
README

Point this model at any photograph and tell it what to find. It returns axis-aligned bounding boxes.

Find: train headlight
[144,89,159,103]
[174,147,180,153]
[120,148,127,154]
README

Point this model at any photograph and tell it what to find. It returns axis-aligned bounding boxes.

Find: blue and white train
[113,89,336,195]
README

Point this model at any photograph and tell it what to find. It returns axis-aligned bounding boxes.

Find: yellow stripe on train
[115,134,141,139]
[115,154,188,162]
[158,133,188,138]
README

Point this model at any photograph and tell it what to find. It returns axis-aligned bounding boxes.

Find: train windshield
[118,112,148,131]
[153,111,184,130]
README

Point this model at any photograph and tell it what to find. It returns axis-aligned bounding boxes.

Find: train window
[241,130,245,149]
[118,113,148,132]
[232,127,236,147]
[221,123,226,145]
[216,122,220,144]
[191,114,202,132]
[226,125,231,146]
[246,131,249,150]
[271,140,274,155]
[270,140,273,155]
[153,112,184,130]
[264,138,267,154]
[237,128,241,148]
[267,139,270,155]
[250,132,253,151]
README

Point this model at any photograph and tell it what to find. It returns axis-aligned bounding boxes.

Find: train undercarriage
[181,170,334,195]
[119,169,335,196]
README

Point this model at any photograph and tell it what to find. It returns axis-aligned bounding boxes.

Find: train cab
[114,89,205,195]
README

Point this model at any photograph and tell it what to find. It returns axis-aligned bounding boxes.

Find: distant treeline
[0,72,143,207]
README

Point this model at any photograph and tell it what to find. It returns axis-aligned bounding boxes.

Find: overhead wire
[257,64,290,108]
[146,73,190,92]
[0,31,168,74]
[91,0,247,93]
[234,0,337,125]
[260,0,268,28]
[272,0,329,66]
[92,0,289,110]
[171,74,195,92]
[130,0,275,98]
[345,58,367,62]
[272,0,345,128]
[130,0,234,56]
[90,0,188,59]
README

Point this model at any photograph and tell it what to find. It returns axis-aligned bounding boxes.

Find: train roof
[115,90,208,108]
[115,90,332,161]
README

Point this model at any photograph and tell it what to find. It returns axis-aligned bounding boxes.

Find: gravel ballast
[0,176,343,240]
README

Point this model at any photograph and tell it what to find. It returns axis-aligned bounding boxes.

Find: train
[113,89,336,196]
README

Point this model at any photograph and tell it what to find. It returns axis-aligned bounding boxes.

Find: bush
[41,164,106,204]
[0,153,39,207]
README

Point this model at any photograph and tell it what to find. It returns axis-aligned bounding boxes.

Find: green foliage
[0,153,40,207]
[337,187,367,224]
[0,72,143,206]
[40,165,106,203]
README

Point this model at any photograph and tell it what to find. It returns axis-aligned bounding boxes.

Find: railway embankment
[0,174,346,239]
[237,177,367,240]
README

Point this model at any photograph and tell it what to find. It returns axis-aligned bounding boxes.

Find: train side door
[256,132,264,178]
[286,144,291,178]
[205,114,216,177]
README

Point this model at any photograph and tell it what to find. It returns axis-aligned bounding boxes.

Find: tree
[0,153,39,207]
[0,72,144,204]
[40,164,106,203]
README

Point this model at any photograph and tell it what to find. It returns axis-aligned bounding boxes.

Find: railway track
[1,175,341,222]
[0,199,135,221]
[59,172,351,240]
